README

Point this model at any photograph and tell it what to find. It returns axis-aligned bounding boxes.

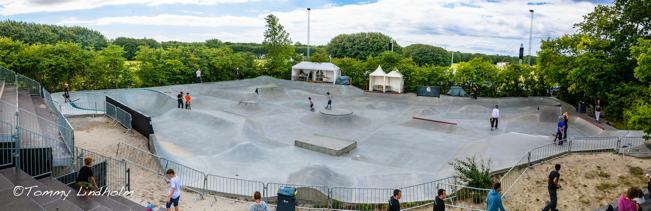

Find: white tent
[368,66,387,92]
[386,69,404,93]
[291,62,341,84]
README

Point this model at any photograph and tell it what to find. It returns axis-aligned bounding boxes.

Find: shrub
[449,156,492,189]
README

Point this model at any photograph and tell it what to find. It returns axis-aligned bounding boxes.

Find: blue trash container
[277,186,296,211]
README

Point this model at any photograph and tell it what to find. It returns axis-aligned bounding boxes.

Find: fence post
[327,187,333,209]
[126,167,130,192]
[616,137,621,151]
[202,174,207,200]
[527,151,531,167]
[94,102,97,118]
[568,139,572,152]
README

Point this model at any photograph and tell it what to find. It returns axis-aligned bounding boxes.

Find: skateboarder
[595,99,602,123]
[185,93,191,110]
[490,105,499,130]
[308,97,314,112]
[554,115,565,145]
[562,112,569,141]
[63,83,71,103]
[325,92,332,110]
[195,68,202,83]
[177,92,184,109]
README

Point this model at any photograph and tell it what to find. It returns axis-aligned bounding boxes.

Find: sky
[0,0,612,56]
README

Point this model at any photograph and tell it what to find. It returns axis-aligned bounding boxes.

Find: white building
[368,65,404,93]
[291,62,341,84]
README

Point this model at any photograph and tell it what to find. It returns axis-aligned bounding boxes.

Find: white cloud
[0,0,258,15]
[54,0,599,55]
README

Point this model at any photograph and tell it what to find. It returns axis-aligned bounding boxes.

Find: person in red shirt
[185,93,191,110]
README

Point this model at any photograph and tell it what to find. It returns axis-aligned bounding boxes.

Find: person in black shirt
[562,113,569,142]
[542,164,561,211]
[308,97,314,112]
[434,189,446,211]
[177,92,184,109]
[388,189,401,211]
[76,157,97,198]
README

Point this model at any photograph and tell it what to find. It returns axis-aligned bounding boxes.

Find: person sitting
[617,187,641,211]
[76,157,97,198]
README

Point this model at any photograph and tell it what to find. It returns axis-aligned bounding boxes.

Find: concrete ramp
[538,105,561,122]
[295,134,357,156]
[108,89,175,117]
[569,116,604,136]
[256,85,288,101]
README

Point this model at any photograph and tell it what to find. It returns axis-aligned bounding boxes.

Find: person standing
[326,92,332,110]
[595,99,602,123]
[388,189,401,211]
[166,169,181,211]
[177,92,184,109]
[542,164,561,211]
[185,93,191,110]
[249,191,269,211]
[471,84,478,100]
[434,189,446,211]
[63,83,71,103]
[195,68,202,83]
[646,173,651,194]
[562,112,569,141]
[491,105,499,131]
[555,116,565,145]
[486,183,505,211]
[308,97,314,112]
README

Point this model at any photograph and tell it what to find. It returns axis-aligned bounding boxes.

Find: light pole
[528,9,534,65]
[307,8,311,61]
[450,51,454,67]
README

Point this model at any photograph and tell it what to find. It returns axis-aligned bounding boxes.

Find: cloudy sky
[0,0,611,55]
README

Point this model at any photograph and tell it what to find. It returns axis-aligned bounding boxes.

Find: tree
[327,32,400,60]
[262,14,295,78]
[112,37,161,60]
[454,57,499,96]
[0,20,107,49]
[87,44,128,89]
[402,44,450,66]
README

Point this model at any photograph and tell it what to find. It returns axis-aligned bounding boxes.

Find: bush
[449,156,492,189]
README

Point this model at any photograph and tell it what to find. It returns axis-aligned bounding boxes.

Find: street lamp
[307,8,311,61]
[528,9,534,65]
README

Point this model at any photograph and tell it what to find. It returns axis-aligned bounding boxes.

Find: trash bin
[577,101,586,113]
[277,186,296,211]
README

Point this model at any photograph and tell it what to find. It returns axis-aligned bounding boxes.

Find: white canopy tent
[368,66,387,92]
[386,69,404,93]
[291,62,341,84]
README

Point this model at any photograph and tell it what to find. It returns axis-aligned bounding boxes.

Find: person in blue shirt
[486,182,505,211]
[554,116,565,145]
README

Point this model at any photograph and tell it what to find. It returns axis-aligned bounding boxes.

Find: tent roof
[292,62,340,71]
[369,65,386,76]
[386,69,403,78]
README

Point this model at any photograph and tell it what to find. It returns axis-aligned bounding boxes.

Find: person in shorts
[308,97,314,112]
[185,93,191,110]
[166,169,181,211]
[76,157,97,198]
[325,92,332,110]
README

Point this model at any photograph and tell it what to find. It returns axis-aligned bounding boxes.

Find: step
[42,198,83,211]
[0,188,45,210]
[0,167,61,205]
[39,177,133,211]
[109,194,147,210]
[0,172,13,191]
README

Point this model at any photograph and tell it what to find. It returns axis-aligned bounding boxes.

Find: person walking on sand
[177,92,184,109]
[249,191,269,211]
[542,164,561,211]
[486,183,505,211]
[185,93,191,110]
[388,189,401,211]
[308,97,315,112]
[490,105,499,131]
[434,189,446,211]
[595,99,602,123]
[165,169,181,211]
[195,68,202,83]
[325,92,332,110]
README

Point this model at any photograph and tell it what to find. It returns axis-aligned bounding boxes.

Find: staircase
[0,167,145,210]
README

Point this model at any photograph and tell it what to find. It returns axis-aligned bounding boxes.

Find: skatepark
[53,76,635,188]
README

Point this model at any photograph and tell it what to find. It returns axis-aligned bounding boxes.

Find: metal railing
[500,136,646,201]
[74,147,130,191]
[104,101,132,131]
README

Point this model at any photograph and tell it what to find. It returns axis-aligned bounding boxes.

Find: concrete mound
[213,142,267,161]
[287,164,353,187]
[108,89,176,117]
[256,85,288,101]
[538,105,561,122]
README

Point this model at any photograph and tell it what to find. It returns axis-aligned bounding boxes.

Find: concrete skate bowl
[538,105,562,123]
[151,110,247,155]
[300,109,370,129]
[107,89,176,117]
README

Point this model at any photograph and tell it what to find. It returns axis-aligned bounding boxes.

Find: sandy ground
[503,153,650,210]
[70,116,253,210]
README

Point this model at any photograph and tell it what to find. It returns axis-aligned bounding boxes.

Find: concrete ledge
[295,134,357,156]
[319,109,353,116]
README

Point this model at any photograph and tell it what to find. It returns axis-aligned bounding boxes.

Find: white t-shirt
[169,176,181,198]
[196,70,202,77]
[491,108,500,118]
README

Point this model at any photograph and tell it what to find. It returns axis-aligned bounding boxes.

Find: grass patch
[596,182,617,192]
[628,166,644,176]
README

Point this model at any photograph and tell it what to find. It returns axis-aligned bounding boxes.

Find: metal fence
[104,101,132,131]
[500,136,646,201]
[15,73,41,96]
[74,147,130,191]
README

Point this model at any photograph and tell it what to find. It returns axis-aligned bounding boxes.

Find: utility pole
[450,51,454,67]
[307,8,311,61]
[528,9,534,66]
